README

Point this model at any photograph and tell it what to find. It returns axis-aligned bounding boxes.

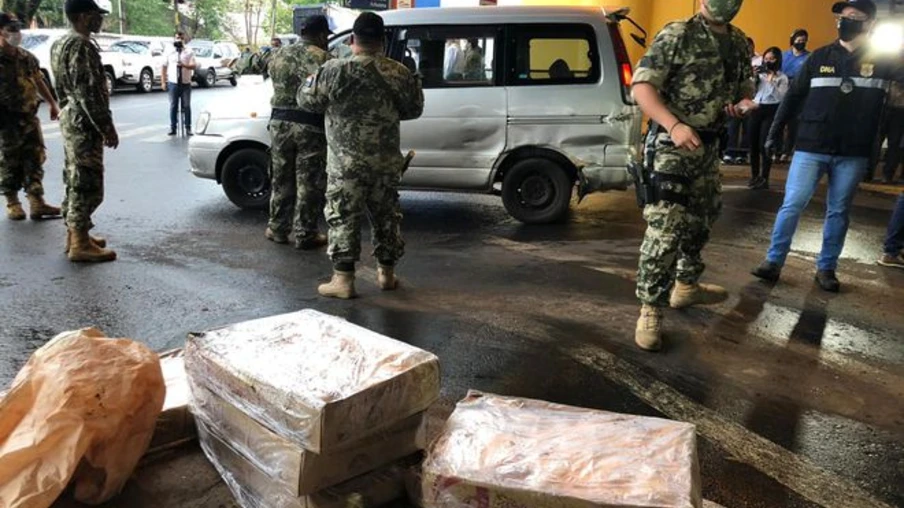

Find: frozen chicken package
[422,391,702,508]
[196,418,412,508]
[184,309,440,453]
[190,379,426,495]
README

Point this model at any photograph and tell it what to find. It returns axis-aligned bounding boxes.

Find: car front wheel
[221,148,271,210]
[138,68,153,93]
[204,68,217,88]
[501,158,573,224]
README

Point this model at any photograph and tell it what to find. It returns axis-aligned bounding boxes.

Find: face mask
[838,17,865,42]
[793,42,807,52]
[705,0,744,24]
[764,60,778,71]
[5,32,21,47]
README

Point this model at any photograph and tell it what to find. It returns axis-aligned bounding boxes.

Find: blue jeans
[883,193,904,256]
[168,83,191,131]
[766,151,867,271]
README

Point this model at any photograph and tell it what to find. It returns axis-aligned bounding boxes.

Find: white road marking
[43,122,136,141]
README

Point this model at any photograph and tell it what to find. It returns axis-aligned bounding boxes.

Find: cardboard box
[190,380,426,495]
[197,418,410,508]
[184,309,440,453]
[147,350,196,453]
[422,391,702,508]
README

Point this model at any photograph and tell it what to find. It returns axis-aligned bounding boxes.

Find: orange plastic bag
[0,328,165,508]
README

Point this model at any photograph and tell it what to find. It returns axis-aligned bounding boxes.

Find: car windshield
[22,34,48,50]
[110,42,147,54]
[191,45,213,57]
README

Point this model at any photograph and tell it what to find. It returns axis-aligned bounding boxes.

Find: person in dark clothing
[748,47,789,189]
[752,0,903,293]
[877,193,904,268]
[879,79,904,183]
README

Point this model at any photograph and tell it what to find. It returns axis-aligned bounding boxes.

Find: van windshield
[22,35,48,50]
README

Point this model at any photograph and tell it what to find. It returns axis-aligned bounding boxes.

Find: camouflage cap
[705,0,744,24]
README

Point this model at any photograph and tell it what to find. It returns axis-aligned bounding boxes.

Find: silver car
[189,6,643,224]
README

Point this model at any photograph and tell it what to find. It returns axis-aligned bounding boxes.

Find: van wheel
[138,68,153,93]
[221,148,271,210]
[105,70,115,96]
[502,158,573,224]
[229,76,238,86]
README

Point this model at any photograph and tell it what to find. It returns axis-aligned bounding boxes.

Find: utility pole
[118,0,123,33]
[174,0,180,30]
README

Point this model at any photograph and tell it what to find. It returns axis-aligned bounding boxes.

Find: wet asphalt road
[2,86,903,508]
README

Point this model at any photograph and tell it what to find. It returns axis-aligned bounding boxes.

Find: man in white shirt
[161,31,197,136]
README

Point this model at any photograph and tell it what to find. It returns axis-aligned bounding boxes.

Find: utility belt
[271,108,325,129]
[653,123,721,145]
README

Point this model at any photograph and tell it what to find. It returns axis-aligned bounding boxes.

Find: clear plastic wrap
[190,379,426,495]
[184,309,441,454]
[148,349,196,453]
[422,391,702,508]
[197,418,412,508]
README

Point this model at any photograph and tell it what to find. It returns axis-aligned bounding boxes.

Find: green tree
[2,0,43,25]
[188,0,232,39]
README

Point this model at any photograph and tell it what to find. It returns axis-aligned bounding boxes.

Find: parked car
[189,6,644,224]
[22,29,125,96]
[189,40,239,88]
[107,38,168,93]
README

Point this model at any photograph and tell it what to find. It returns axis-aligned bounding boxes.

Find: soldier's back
[270,43,329,110]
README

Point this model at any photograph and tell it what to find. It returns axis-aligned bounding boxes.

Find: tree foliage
[2,0,42,25]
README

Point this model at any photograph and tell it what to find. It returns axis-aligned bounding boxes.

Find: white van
[189,6,644,223]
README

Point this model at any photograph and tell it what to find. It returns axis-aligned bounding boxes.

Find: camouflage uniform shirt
[0,47,43,113]
[633,13,754,131]
[51,32,114,138]
[270,42,329,110]
[299,51,424,170]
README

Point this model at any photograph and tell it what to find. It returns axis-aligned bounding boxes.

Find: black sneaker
[751,261,781,282]
[815,270,840,293]
[167,130,176,136]
[186,130,193,137]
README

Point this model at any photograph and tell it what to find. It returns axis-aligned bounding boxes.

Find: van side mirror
[152,50,162,57]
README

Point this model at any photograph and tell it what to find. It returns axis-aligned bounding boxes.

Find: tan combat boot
[265,227,289,244]
[669,281,729,309]
[318,271,356,299]
[64,229,107,253]
[5,193,25,221]
[26,194,61,220]
[68,228,116,263]
[635,304,663,352]
[377,264,398,290]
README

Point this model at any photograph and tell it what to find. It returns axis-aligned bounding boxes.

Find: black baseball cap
[832,0,877,19]
[301,14,333,35]
[0,13,23,30]
[353,12,384,39]
[65,0,110,15]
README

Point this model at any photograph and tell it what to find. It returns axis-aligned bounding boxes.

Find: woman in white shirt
[749,47,789,190]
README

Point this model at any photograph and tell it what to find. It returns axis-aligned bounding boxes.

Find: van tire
[138,68,153,93]
[105,70,115,96]
[502,158,573,224]
[221,148,271,210]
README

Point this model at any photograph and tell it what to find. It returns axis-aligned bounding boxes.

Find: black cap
[0,12,23,30]
[353,12,384,39]
[65,0,109,15]
[832,0,877,19]
[301,14,333,35]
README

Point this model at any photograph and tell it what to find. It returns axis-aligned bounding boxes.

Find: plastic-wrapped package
[197,418,411,508]
[184,309,440,453]
[148,349,196,453]
[0,328,165,508]
[422,391,702,508]
[190,379,426,495]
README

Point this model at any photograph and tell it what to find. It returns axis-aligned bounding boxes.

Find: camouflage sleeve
[26,52,43,85]
[69,39,114,136]
[398,71,424,121]
[633,22,685,90]
[734,31,755,100]
[298,63,335,114]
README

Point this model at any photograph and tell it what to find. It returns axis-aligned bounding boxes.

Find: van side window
[510,24,600,86]
[397,27,497,89]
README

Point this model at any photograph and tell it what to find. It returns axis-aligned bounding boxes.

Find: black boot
[751,261,781,282]
[815,270,840,293]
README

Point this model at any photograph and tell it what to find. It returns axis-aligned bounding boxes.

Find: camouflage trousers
[268,119,327,239]
[0,114,47,197]
[60,108,105,231]
[325,162,405,266]
[636,133,722,307]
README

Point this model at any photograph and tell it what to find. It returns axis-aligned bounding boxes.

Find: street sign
[344,0,390,10]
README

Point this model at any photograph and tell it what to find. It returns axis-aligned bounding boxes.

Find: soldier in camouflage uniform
[0,13,62,222]
[299,12,424,299]
[632,0,756,351]
[265,15,332,250]
[52,0,119,263]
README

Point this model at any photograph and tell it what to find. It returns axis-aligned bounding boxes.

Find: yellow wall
[504,0,842,67]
